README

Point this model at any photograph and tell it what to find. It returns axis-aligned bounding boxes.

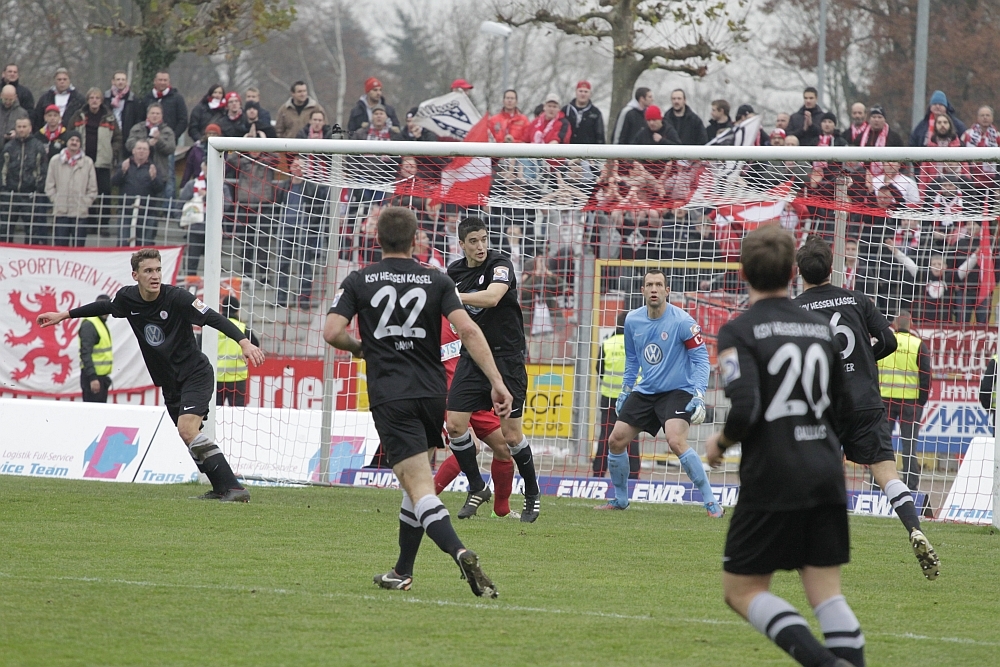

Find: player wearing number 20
[706,226,865,667]
[595,268,723,516]
[793,236,939,581]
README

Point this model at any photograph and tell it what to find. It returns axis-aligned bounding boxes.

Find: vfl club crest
[4,287,78,383]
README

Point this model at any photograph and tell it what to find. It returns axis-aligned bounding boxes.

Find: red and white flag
[436,114,492,206]
[714,181,794,228]
[977,220,996,306]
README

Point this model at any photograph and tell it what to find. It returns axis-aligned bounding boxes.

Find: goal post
[204,136,1000,524]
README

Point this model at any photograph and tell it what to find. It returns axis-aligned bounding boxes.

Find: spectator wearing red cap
[33,67,85,133]
[275,81,325,139]
[769,128,787,146]
[348,76,400,135]
[217,92,249,138]
[450,79,474,92]
[488,89,529,143]
[562,80,605,145]
[38,104,70,161]
[630,105,680,146]
[524,93,572,145]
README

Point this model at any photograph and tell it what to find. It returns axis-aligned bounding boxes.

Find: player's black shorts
[841,407,896,465]
[616,389,693,436]
[447,354,527,419]
[371,397,447,467]
[163,365,215,426]
[724,503,850,575]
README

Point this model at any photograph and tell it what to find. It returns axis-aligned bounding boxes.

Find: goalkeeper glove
[686,391,707,425]
[616,387,632,416]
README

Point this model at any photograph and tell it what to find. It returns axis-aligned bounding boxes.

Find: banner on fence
[0,245,182,396]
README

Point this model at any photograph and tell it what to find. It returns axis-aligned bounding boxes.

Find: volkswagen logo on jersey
[643,343,663,365]
[144,324,166,347]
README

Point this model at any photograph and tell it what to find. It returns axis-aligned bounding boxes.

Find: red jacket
[525,111,572,145]
[488,109,529,143]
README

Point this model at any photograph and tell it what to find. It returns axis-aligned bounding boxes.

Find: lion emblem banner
[0,245,182,396]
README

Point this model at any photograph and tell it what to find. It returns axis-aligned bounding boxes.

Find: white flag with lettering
[413,91,483,140]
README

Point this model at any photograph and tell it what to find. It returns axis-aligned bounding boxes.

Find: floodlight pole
[817,0,827,107]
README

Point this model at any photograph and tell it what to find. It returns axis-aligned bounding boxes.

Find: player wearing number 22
[706,226,865,667]
[595,268,723,516]
[323,207,513,597]
[793,236,939,581]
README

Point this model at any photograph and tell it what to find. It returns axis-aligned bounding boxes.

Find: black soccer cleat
[219,487,251,503]
[190,489,225,500]
[520,494,540,523]
[457,487,492,519]
[374,570,413,591]
[456,549,497,598]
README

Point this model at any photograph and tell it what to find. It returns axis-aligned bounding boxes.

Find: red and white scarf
[109,85,130,110]
[894,226,920,251]
[963,124,999,147]
[145,120,161,135]
[151,87,171,99]
[308,126,325,139]
[193,168,207,199]
[365,126,391,141]
[42,125,65,142]
[849,122,868,143]
[207,98,223,110]
[60,148,81,167]
[859,123,888,147]
[812,134,833,169]
[228,110,243,122]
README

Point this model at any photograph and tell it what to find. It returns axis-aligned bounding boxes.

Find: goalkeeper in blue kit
[595,269,723,517]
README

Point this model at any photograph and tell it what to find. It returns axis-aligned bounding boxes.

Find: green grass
[1,478,998,666]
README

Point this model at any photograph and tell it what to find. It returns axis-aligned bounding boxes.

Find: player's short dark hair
[131,248,161,271]
[291,80,307,92]
[741,225,795,291]
[642,268,666,286]
[711,99,730,115]
[635,87,651,102]
[458,217,487,242]
[804,86,818,95]
[795,235,834,285]
[376,207,417,253]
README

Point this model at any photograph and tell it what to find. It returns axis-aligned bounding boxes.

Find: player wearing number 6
[794,236,939,581]
[594,269,723,516]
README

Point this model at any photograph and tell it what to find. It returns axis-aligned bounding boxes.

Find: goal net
[202,137,1000,524]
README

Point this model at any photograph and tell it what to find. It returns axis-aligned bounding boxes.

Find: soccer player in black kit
[323,207,513,597]
[794,236,939,580]
[706,226,865,667]
[37,248,265,502]
[444,217,541,522]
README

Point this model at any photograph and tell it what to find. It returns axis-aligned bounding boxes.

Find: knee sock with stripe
[414,494,464,559]
[449,430,486,493]
[747,592,840,667]
[814,594,865,667]
[882,478,920,534]
[394,492,424,577]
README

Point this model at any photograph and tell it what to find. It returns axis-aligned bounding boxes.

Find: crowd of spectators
[0,63,997,329]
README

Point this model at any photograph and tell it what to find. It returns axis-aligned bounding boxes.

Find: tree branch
[633,39,716,65]
[497,8,614,38]
[87,20,146,39]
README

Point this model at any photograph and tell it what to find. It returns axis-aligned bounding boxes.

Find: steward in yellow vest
[79,293,113,403]
[216,295,260,407]
[593,311,639,479]
[877,310,930,493]
[981,352,997,434]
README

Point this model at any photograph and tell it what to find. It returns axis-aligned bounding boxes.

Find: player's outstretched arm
[322,313,363,358]
[38,299,114,327]
[448,308,513,417]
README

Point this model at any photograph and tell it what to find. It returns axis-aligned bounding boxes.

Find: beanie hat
[364,77,382,93]
[929,90,948,107]
[869,105,886,118]
[644,105,662,121]
[224,91,241,103]
[821,111,838,125]
[735,104,754,121]
[63,130,81,142]
[204,123,222,135]
[770,128,786,138]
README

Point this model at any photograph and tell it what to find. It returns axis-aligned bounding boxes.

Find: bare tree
[496,0,749,137]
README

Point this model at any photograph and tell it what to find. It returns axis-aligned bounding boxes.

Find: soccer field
[1,478,997,666]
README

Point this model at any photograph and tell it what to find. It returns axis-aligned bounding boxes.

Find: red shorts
[470,409,501,439]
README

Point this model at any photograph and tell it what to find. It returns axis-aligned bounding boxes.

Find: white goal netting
[202,138,1000,522]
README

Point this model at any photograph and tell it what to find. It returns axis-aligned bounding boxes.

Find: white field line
[1,572,998,647]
